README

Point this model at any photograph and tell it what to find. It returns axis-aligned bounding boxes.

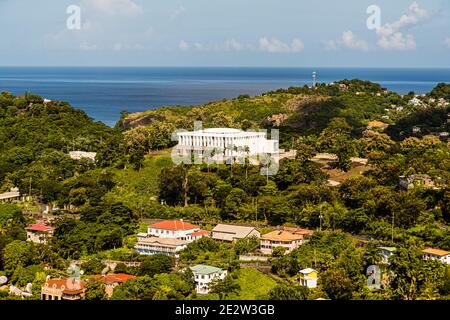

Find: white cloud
[325,31,369,51]
[224,39,244,51]
[259,37,304,53]
[80,42,98,51]
[179,40,189,51]
[376,1,429,50]
[445,37,450,48]
[170,5,186,21]
[83,0,143,16]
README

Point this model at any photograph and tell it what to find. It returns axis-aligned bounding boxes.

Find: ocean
[0,67,449,127]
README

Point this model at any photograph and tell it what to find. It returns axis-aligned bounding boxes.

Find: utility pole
[391,212,395,243]
[319,210,323,231]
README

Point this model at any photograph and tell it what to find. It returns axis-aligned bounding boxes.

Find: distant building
[366,120,389,131]
[175,128,278,164]
[211,224,260,242]
[408,97,422,106]
[69,151,97,161]
[378,247,396,265]
[0,187,22,203]
[399,174,436,190]
[135,237,188,256]
[422,248,450,265]
[92,274,136,298]
[26,223,54,244]
[412,126,421,134]
[260,230,306,255]
[298,268,318,289]
[41,278,87,300]
[189,265,227,294]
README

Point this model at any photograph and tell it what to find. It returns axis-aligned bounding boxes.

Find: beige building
[260,230,304,255]
[135,236,188,256]
[211,224,260,242]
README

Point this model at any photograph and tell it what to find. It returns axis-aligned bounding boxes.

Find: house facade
[422,248,450,264]
[298,268,318,289]
[175,128,278,163]
[92,273,136,298]
[147,220,201,240]
[260,230,304,255]
[0,187,22,203]
[189,265,227,294]
[26,223,54,244]
[41,278,86,300]
[211,224,261,242]
[135,237,188,256]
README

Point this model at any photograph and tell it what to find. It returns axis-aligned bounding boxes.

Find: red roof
[188,230,210,237]
[26,224,53,232]
[149,220,198,231]
[45,278,86,294]
[92,273,136,285]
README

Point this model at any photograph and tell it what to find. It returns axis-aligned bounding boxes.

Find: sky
[1,0,450,67]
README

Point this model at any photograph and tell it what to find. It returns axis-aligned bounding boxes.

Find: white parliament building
[175,128,279,163]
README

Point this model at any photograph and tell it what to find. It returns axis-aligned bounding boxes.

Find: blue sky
[1,0,449,67]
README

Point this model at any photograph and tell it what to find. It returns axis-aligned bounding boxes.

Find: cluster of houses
[134,220,315,257]
[378,246,450,265]
[41,273,136,300]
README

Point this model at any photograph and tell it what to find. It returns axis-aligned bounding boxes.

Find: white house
[26,224,54,244]
[408,97,422,106]
[299,268,318,289]
[146,220,208,242]
[175,128,278,163]
[189,265,227,294]
[422,248,450,265]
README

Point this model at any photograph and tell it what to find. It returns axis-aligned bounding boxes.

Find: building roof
[367,120,389,129]
[282,226,315,236]
[299,268,316,274]
[378,247,396,252]
[190,265,226,275]
[149,220,198,231]
[423,248,450,257]
[212,224,259,239]
[26,224,53,232]
[261,230,303,242]
[44,278,87,294]
[0,190,20,200]
[92,273,136,285]
[137,237,188,247]
[188,230,210,237]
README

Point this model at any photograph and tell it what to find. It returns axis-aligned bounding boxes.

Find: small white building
[409,97,422,106]
[378,247,396,265]
[69,151,97,161]
[299,268,318,289]
[422,248,450,265]
[189,265,227,294]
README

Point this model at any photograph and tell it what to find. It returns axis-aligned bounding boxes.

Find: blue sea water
[0,67,449,127]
